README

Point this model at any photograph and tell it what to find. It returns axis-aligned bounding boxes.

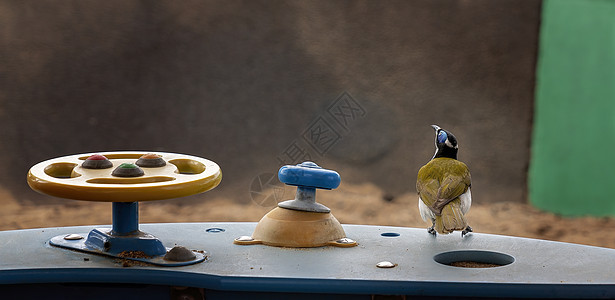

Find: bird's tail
[434,198,467,234]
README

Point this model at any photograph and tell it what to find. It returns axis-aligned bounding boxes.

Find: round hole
[44,163,80,179]
[434,250,514,268]
[380,232,400,237]
[169,159,206,175]
[206,228,225,233]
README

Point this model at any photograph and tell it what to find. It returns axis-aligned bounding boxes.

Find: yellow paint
[235,207,357,248]
[27,151,222,202]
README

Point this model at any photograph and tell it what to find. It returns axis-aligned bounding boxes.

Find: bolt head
[235,236,254,242]
[376,261,397,268]
[63,234,84,240]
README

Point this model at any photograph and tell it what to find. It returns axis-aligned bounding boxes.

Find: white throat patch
[445,139,457,149]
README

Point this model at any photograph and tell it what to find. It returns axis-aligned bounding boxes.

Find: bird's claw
[427,227,437,236]
[461,226,473,237]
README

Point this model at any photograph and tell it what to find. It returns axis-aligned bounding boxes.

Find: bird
[416,125,472,237]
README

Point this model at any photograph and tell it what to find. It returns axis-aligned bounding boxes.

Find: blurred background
[2,0,615,247]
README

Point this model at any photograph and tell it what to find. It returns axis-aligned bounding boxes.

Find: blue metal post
[112,202,139,235]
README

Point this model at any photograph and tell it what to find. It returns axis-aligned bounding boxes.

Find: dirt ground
[2,182,615,249]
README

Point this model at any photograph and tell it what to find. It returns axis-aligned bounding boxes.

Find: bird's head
[431,124,458,159]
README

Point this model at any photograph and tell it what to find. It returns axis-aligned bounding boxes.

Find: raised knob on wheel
[82,154,113,169]
[277,161,340,213]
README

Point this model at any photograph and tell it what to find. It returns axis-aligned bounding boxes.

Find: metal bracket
[49,202,207,267]
[50,230,207,267]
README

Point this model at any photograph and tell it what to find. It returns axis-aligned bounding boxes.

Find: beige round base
[235,207,357,248]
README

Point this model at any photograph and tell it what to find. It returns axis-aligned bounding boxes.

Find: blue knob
[278,161,341,190]
[277,162,340,213]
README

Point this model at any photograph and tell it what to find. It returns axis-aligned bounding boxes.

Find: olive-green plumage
[417,157,471,234]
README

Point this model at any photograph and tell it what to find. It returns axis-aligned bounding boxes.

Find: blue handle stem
[112,202,139,236]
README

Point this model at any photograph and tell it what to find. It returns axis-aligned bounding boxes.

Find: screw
[336,238,356,244]
[235,236,254,242]
[376,261,397,268]
[63,234,84,240]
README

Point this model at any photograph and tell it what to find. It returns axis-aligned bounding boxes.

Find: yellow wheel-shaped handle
[27,151,222,202]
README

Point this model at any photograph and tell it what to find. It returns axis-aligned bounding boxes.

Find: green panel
[530,0,615,216]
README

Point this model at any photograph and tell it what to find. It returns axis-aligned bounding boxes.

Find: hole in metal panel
[380,232,400,237]
[433,250,514,268]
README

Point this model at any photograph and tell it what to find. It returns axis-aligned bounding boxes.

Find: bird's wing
[416,165,440,215]
[417,178,438,205]
[432,169,471,213]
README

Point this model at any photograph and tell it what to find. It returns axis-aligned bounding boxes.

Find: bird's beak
[430,124,441,131]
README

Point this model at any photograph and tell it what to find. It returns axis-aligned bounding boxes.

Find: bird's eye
[437,131,447,143]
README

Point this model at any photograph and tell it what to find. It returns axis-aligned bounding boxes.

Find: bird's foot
[461,226,473,237]
[427,226,437,236]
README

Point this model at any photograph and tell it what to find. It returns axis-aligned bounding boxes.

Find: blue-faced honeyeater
[417,125,472,236]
